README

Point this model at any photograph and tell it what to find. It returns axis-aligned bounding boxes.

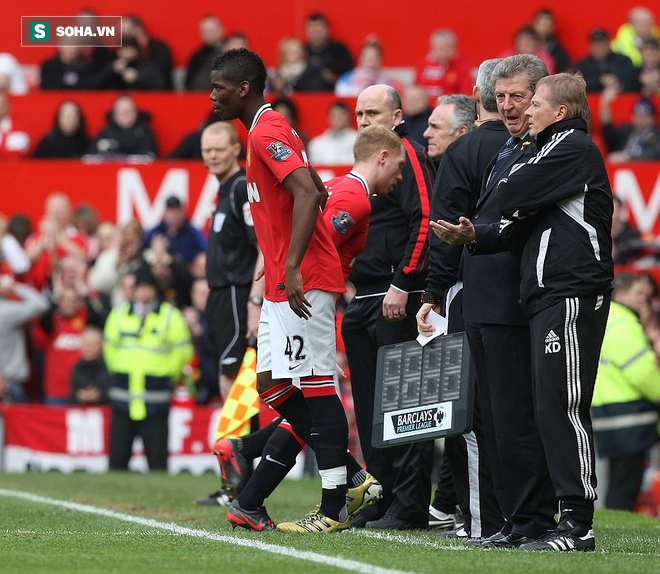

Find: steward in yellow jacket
[103,264,193,470]
[593,272,660,510]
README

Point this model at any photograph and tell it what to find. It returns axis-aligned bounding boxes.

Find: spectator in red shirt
[40,285,88,405]
[414,29,474,98]
[25,193,89,291]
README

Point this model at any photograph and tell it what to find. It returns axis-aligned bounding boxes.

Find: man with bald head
[342,84,435,530]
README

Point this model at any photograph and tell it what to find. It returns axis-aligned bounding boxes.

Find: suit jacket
[461,133,536,326]
[426,120,509,298]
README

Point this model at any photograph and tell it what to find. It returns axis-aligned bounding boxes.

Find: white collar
[249,103,272,133]
[347,171,370,196]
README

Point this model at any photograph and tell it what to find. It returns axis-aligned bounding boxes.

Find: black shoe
[192,490,231,506]
[350,514,370,528]
[428,508,456,531]
[436,526,470,539]
[350,500,380,528]
[351,516,371,528]
[365,515,414,530]
[488,532,538,548]
[520,520,595,552]
[464,528,507,547]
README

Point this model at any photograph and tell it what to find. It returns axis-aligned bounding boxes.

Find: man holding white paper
[417,58,510,542]
[420,55,557,549]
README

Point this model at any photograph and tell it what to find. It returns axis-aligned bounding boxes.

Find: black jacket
[306,40,354,82]
[90,110,158,158]
[33,128,90,159]
[460,129,535,325]
[206,168,258,289]
[497,118,614,316]
[574,52,640,93]
[40,51,111,90]
[349,122,435,295]
[185,44,223,91]
[426,120,509,300]
[69,357,110,404]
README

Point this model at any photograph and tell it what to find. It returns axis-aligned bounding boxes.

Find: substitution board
[372,332,473,448]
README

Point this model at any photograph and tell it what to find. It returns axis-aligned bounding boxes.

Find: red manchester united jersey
[246,104,344,301]
[322,172,372,280]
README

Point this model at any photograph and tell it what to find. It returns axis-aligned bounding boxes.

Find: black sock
[237,427,302,510]
[306,395,348,470]
[238,418,283,460]
[305,395,349,521]
[321,486,348,522]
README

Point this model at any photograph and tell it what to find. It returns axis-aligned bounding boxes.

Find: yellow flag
[215,347,259,440]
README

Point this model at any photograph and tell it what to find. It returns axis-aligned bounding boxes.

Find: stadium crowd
[1,3,660,548]
[1,8,659,160]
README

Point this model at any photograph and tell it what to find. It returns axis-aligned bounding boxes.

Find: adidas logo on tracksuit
[544,330,561,354]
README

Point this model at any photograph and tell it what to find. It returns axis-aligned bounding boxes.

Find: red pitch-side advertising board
[0,403,284,475]
[0,404,222,474]
[3,160,660,236]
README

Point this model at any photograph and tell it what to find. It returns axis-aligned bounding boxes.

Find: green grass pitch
[1,471,659,574]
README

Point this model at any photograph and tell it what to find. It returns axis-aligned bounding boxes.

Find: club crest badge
[266,141,293,161]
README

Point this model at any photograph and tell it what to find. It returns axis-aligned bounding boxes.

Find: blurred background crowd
[0,7,659,161]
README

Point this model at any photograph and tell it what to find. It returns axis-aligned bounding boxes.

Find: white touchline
[355,530,469,550]
[0,489,417,574]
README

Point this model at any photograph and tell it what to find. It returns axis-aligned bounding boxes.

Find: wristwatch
[249,295,263,306]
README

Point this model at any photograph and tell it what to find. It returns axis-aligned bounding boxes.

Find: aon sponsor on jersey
[246,182,260,203]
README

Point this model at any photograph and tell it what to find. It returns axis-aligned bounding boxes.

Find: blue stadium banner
[22,16,122,47]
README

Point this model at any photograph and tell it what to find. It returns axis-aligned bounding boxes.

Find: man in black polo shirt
[194,120,264,506]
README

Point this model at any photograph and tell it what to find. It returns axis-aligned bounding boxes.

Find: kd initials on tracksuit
[544,330,561,354]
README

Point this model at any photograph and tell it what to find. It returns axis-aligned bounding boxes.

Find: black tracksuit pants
[529,294,610,527]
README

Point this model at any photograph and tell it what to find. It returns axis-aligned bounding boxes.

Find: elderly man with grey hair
[423,94,476,160]
[419,54,557,548]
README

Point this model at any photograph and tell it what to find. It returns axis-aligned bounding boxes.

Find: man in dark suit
[421,54,556,548]
[418,58,508,541]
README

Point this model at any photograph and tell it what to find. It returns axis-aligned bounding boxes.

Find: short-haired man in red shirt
[210,48,349,533]
[323,124,405,278]
[211,124,405,530]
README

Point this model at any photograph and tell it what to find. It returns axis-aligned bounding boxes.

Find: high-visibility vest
[610,23,660,68]
[592,301,660,458]
[103,300,193,421]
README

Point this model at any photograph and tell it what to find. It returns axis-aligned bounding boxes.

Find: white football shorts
[257,289,337,380]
